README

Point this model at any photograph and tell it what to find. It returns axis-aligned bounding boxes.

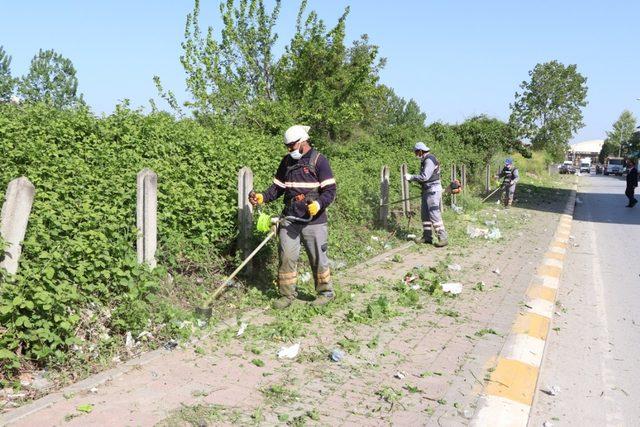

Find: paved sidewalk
[2,196,569,426]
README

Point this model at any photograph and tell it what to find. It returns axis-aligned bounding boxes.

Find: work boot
[310,293,334,307]
[273,296,295,309]
[433,239,448,248]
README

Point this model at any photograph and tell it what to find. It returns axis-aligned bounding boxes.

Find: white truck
[605,157,624,176]
[579,157,592,174]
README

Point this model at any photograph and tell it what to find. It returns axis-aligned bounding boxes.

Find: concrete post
[485,163,491,192]
[461,164,467,194]
[451,164,457,207]
[237,167,254,273]
[379,165,390,229]
[136,169,157,269]
[400,163,410,217]
[0,177,35,275]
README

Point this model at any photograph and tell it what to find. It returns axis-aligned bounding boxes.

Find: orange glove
[307,201,321,216]
[249,192,263,206]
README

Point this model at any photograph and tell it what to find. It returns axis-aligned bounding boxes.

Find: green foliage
[599,110,637,161]
[0,46,16,102]
[510,60,588,161]
[0,103,280,375]
[18,49,83,108]
[454,115,520,166]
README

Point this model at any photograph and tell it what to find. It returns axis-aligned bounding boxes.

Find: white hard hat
[414,142,430,152]
[284,125,310,145]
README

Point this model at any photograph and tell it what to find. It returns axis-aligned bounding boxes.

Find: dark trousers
[625,186,637,204]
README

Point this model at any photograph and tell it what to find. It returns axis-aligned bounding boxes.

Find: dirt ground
[3,184,572,427]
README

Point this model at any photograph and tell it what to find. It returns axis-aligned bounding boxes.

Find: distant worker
[498,158,519,207]
[625,159,638,207]
[405,142,448,247]
[249,125,337,309]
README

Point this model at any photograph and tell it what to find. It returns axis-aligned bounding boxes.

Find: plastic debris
[458,407,474,419]
[543,421,554,427]
[394,371,407,379]
[383,243,392,250]
[487,228,502,240]
[492,267,501,275]
[371,236,380,242]
[137,331,153,341]
[277,342,300,359]
[237,322,248,337]
[447,264,462,272]
[406,234,417,240]
[484,220,496,226]
[442,282,463,295]
[466,224,489,239]
[89,387,98,394]
[452,204,463,214]
[410,284,421,290]
[330,349,345,362]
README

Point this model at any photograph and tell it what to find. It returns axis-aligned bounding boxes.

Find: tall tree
[509,60,588,161]
[455,115,521,166]
[18,49,82,108]
[156,0,281,124]
[0,45,16,102]
[605,110,637,157]
[276,2,384,140]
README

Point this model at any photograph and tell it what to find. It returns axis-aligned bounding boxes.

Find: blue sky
[1,0,638,143]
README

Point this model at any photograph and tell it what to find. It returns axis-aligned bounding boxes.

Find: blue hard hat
[505,158,513,165]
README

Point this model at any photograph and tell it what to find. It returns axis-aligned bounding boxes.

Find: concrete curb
[471,180,578,427]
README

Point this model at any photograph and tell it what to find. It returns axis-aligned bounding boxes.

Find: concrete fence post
[485,163,491,193]
[400,163,410,217]
[379,165,390,229]
[136,169,157,269]
[461,164,467,194]
[450,163,457,207]
[237,167,254,273]
[0,177,35,275]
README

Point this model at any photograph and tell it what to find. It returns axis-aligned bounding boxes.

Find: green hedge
[0,103,501,374]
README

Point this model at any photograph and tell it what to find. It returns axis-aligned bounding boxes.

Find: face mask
[289,149,302,160]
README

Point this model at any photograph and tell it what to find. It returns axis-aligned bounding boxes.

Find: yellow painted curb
[512,312,550,340]
[485,358,539,406]
[526,285,556,302]
[472,177,577,426]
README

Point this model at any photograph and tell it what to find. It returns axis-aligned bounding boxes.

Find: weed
[420,371,443,378]
[338,337,361,354]
[473,282,485,291]
[392,254,404,263]
[435,308,460,318]
[307,408,320,421]
[404,385,422,393]
[251,358,265,367]
[474,328,500,337]
[346,295,397,324]
[367,334,380,349]
[376,386,404,408]
[260,384,300,406]
[278,413,290,422]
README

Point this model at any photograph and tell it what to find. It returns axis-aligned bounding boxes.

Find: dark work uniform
[262,149,337,296]
[625,166,638,206]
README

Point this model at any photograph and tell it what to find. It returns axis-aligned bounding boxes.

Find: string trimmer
[195,211,312,320]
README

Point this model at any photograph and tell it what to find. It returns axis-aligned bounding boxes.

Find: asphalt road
[530,174,640,426]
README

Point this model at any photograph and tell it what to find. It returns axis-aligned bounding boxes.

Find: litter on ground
[447,264,462,271]
[492,267,501,275]
[442,282,463,295]
[277,342,300,359]
[330,349,345,362]
[237,322,248,337]
[394,371,407,379]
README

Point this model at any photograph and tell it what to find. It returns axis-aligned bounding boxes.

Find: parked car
[559,163,576,174]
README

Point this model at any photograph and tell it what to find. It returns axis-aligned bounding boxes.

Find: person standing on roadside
[625,159,638,207]
[497,158,519,207]
[405,142,448,247]
[249,125,337,309]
